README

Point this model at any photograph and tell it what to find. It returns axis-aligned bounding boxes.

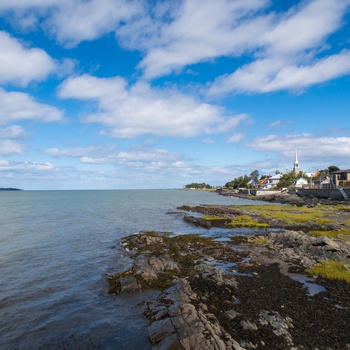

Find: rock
[117,276,140,293]
[146,278,244,350]
[268,230,350,263]
[240,320,258,331]
[259,310,294,345]
[195,263,238,288]
[184,215,212,228]
[225,309,241,320]
[133,255,180,282]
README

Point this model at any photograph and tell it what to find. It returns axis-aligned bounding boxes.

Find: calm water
[0,190,262,349]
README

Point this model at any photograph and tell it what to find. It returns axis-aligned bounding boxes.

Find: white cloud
[0,0,63,9]
[262,0,349,55]
[0,140,24,155]
[46,0,142,47]
[0,125,27,155]
[0,31,56,86]
[58,74,245,138]
[129,0,270,78]
[41,143,242,188]
[209,50,350,94]
[0,0,142,47]
[227,133,245,143]
[0,125,26,138]
[45,144,183,168]
[2,0,349,94]
[209,0,350,94]
[0,88,63,124]
[0,159,54,171]
[250,134,350,163]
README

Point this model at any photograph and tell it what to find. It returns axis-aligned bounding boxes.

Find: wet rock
[184,215,212,228]
[117,276,140,294]
[133,255,180,282]
[146,278,244,350]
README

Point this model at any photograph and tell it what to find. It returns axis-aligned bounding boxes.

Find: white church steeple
[293,148,300,175]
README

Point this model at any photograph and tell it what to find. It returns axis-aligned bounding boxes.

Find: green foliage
[306,260,350,282]
[328,165,340,173]
[276,172,296,189]
[225,175,250,189]
[250,170,260,182]
[185,182,212,189]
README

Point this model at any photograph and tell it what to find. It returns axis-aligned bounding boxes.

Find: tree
[185,182,212,189]
[328,165,340,173]
[249,170,260,182]
[276,172,296,189]
[225,175,250,189]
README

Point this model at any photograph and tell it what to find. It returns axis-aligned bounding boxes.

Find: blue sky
[1,0,350,190]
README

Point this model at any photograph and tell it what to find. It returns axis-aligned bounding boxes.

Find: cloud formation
[58,74,246,138]
[0,88,63,125]
[0,31,56,86]
[209,0,350,94]
[250,134,350,164]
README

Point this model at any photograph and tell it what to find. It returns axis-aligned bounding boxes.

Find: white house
[263,174,282,189]
[294,178,308,188]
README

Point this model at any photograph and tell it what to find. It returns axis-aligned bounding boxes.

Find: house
[263,174,282,189]
[259,177,269,189]
[247,179,259,188]
[294,178,308,188]
[330,169,350,188]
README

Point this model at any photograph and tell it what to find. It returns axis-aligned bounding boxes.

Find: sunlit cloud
[58,74,246,138]
[0,88,64,124]
[0,31,56,86]
[250,134,350,166]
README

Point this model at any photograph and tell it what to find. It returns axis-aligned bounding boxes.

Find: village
[222,150,350,201]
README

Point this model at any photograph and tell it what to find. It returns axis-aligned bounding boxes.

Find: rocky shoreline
[108,196,350,350]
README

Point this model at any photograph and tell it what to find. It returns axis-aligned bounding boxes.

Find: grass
[230,215,269,228]
[306,260,350,283]
[308,229,350,242]
[239,204,324,223]
[202,215,225,221]
[250,236,269,244]
[333,205,350,212]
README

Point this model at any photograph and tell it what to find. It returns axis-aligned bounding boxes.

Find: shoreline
[108,199,350,349]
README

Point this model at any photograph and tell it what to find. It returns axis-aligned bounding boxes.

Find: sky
[1,0,350,190]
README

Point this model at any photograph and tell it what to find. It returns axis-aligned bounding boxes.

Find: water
[0,190,262,349]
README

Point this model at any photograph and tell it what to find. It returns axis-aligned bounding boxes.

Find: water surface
[0,190,263,349]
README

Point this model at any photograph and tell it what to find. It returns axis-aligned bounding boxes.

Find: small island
[0,188,21,191]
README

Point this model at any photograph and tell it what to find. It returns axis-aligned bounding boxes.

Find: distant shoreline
[0,188,21,191]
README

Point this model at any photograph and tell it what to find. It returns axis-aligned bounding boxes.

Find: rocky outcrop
[145,278,243,350]
[109,229,350,349]
[269,230,350,265]
[133,255,180,282]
